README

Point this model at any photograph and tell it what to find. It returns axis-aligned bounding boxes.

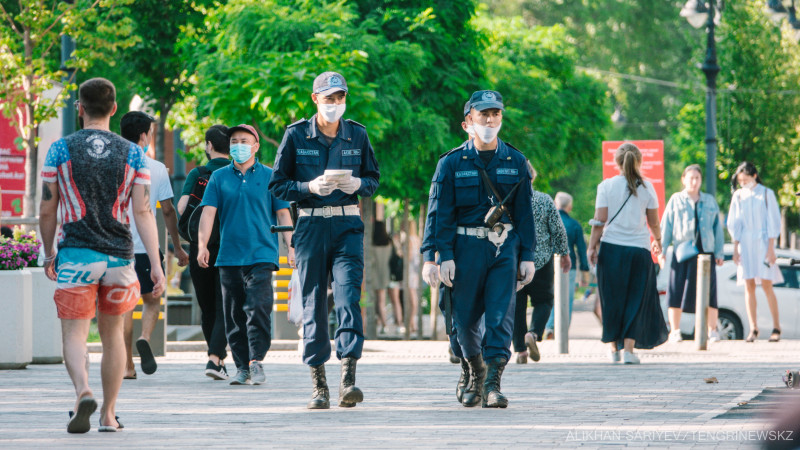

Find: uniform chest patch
[455,170,478,178]
[496,168,518,176]
[297,149,319,156]
[342,149,361,156]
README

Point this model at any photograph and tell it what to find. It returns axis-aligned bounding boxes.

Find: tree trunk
[21,28,37,219]
[401,199,411,340]
[155,100,169,163]
[780,206,788,249]
[417,204,424,340]
[362,197,377,340]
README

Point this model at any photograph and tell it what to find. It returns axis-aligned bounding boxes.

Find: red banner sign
[602,140,665,219]
[0,116,25,217]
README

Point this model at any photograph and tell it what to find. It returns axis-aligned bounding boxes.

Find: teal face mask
[230,143,252,164]
[142,145,149,154]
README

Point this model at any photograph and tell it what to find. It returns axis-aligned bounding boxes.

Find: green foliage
[476,15,609,192]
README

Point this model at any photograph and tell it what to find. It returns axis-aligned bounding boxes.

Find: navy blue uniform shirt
[269,114,380,206]
[420,144,464,263]
[434,138,536,262]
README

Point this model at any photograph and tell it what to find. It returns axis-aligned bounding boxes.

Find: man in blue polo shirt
[197,124,293,386]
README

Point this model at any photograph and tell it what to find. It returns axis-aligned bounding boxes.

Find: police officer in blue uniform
[421,100,473,403]
[435,90,536,408]
[269,72,379,409]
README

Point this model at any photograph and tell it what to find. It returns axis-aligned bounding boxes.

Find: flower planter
[28,268,62,364]
[0,269,33,369]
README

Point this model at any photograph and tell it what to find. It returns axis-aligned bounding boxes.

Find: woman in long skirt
[727,162,782,342]
[660,165,725,342]
[587,143,668,364]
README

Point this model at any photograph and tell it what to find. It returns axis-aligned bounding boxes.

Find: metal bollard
[553,255,570,354]
[695,254,712,351]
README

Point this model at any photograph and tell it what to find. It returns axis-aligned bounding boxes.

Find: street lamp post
[681,0,721,197]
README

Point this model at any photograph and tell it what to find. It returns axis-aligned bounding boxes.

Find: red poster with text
[0,116,25,217]
[602,140,665,219]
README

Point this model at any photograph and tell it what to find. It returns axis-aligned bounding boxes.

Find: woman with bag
[587,143,668,364]
[727,162,783,342]
[660,165,725,343]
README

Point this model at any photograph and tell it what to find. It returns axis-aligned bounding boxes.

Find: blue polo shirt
[201,162,290,267]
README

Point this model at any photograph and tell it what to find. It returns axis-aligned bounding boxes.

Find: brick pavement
[1,332,798,449]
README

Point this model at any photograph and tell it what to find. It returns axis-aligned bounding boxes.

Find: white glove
[422,263,440,289]
[519,261,536,286]
[440,260,456,287]
[309,175,336,196]
[338,176,362,195]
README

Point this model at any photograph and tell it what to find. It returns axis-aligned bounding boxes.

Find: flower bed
[0,227,41,270]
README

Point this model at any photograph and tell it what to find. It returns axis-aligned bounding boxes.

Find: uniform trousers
[452,231,520,362]
[294,215,364,366]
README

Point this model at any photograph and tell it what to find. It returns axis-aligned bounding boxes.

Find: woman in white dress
[726,162,782,342]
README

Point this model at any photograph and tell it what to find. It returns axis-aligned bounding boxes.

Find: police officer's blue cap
[469,90,505,112]
[313,71,348,96]
[463,100,471,117]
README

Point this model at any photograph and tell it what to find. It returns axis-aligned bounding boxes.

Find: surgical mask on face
[465,125,474,136]
[230,143,252,164]
[473,122,501,143]
[318,103,346,123]
[743,180,757,189]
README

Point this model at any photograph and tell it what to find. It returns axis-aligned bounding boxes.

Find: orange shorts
[53,247,140,320]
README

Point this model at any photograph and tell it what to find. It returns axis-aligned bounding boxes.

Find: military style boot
[456,358,471,403]
[482,358,509,408]
[307,365,330,409]
[461,354,486,407]
[338,357,364,408]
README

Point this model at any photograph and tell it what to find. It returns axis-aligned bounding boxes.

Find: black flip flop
[98,415,123,432]
[67,396,97,433]
[136,339,157,375]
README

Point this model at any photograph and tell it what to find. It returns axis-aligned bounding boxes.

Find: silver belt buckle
[322,206,333,218]
[476,228,488,239]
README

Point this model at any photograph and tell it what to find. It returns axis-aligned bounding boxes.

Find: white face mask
[743,180,757,190]
[465,125,474,137]
[318,103,346,123]
[473,122,501,143]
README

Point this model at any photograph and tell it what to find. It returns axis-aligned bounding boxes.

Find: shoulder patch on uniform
[455,170,478,178]
[287,118,308,128]
[345,119,366,129]
[496,168,518,176]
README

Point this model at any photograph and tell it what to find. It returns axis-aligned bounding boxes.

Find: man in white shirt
[120,111,189,377]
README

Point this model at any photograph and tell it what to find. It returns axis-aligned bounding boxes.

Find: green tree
[0,0,136,217]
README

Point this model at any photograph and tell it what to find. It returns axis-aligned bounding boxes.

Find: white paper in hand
[323,169,352,185]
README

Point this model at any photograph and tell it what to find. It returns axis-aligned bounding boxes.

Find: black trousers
[512,256,554,353]
[219,263,274,371]
[189,242,227,360]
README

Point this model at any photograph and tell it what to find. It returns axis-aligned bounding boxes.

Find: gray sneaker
[229,369,250,385]
[249,361,265,385]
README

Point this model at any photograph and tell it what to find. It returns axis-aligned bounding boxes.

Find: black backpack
[178,167,219,245]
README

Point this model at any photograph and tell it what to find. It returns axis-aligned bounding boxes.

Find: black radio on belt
[479,169,524,231]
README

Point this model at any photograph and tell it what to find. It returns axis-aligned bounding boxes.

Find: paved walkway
[2,316,799,448]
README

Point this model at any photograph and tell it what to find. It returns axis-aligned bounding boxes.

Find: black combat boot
[307,364,330,409]
[461,354,486,407]
[338,357,364,408]
[456,358,471,403]
[482,358,509,408]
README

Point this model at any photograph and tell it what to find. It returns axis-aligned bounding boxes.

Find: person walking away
[269,71,380,409]
[197,124,293,385]
[39,78,165,432]
[177,124,232,379]
[436,90,536,408]
[587,142,667,365]
[513,182,570,364]
[543,192,589,340]
[727,161,782,342]
[120,111,189,378]
[660,165,724,343]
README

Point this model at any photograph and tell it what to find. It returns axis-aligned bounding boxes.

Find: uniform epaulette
[287,118,308,128]
[345,119,366,129]
[438,141,468,159]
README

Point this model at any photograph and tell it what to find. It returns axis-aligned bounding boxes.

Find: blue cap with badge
[468,90,504,112]
[463,100,471,117]
[313,71,348,96]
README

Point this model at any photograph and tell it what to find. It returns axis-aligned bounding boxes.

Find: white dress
[726,184,782,284]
